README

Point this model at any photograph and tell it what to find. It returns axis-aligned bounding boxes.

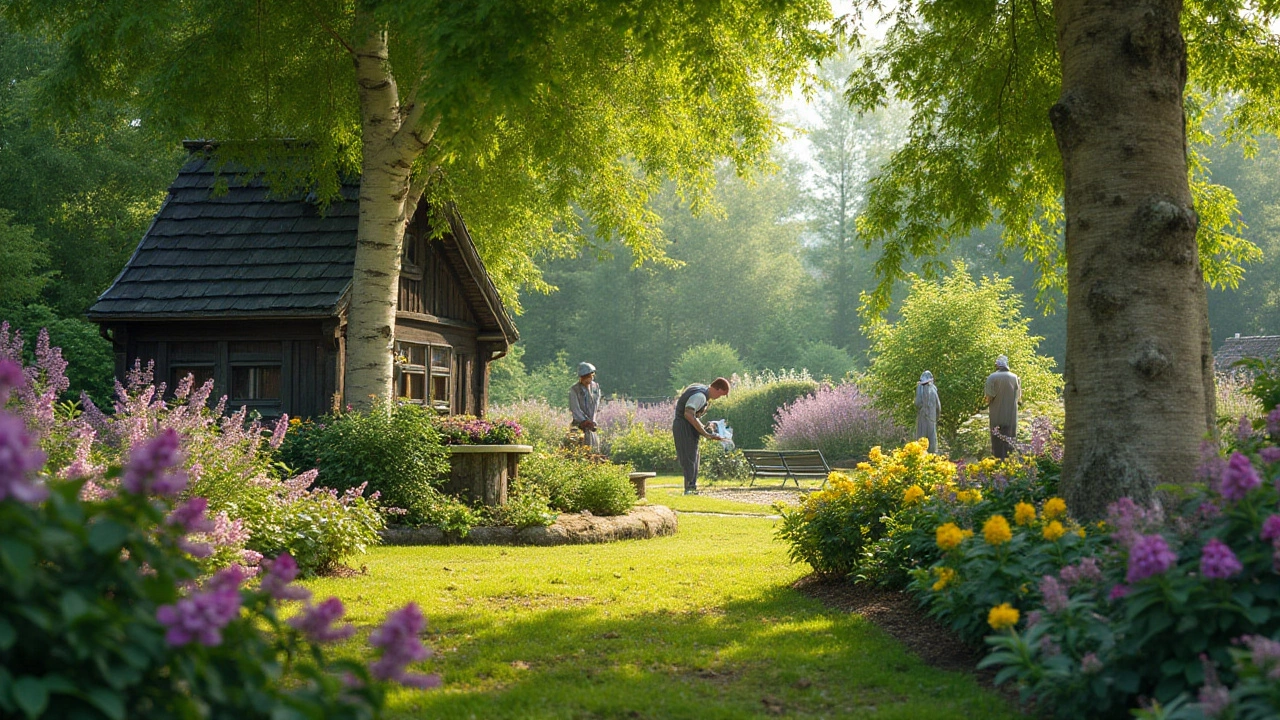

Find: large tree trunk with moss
[345,31,433,410]
[1051,0,1215,519]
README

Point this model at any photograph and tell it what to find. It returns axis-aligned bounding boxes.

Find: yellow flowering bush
[936,522,972,551]
[987,603,1020,631]
[932,567,958,591]
[776,439,955,576]
[983,515,1013,545]
[1014,502,1037,526]
[1043,497,1067,520]
[1043,520,1066,541]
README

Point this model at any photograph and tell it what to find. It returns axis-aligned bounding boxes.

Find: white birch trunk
[345,31,432,410]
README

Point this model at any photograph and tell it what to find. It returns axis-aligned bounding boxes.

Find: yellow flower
[827,471,849,485]
[956,489,983,504]
[935,522,971,551]
[983,515,1013,546]
[856,462,872,472]
[868,446,884,463]
[903,485,926,505]
[931,567,957,591]
[1042,521,1065,541]
[1075,528,1086,538]
[1014,502,1037,526]
[988,603,1020,631]
[1043,497,1068,520]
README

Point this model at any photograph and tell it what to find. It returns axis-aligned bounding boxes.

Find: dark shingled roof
[88,153,358,319]
[1215,335,1280,372]
[88,149,517,343]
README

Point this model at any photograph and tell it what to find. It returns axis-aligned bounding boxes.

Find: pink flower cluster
[122,428,187,496]
[1219,452,1261,502]
[1200,538,1243,580]
[156,566,247,646]
[1039,575,1070,614]
[1125,534,1178,583]
[369,604,441,688]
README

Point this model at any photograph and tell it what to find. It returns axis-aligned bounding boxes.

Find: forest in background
[4,21,1280,404]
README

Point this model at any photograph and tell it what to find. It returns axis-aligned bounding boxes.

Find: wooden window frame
[395,340,451,412]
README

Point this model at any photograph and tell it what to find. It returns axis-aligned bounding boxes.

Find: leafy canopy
[861,262,1061,442]
[3,0,836,306]
[843,0,1269,311]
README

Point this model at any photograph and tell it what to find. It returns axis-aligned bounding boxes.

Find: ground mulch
[698,487,807,506]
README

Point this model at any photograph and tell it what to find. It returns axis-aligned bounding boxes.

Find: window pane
[231,366,281,400]
[409,345,427,366]
[431,374,449,405]
[430,346,451,370]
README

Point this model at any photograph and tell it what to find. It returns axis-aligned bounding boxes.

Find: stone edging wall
[381,505,678,547]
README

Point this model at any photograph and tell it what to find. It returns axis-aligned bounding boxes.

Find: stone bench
[628,471,656,499]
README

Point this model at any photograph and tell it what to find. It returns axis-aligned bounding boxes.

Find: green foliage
[670,342,744,393]
[0,481,396,720]
[706,379,818,450]
[490,398,572,449]
[517,164,824,398]
[2,305,115,405]
[795,342,857,382]
[1236,357,1280,412]
[0,210,49,307]
[699,442,750,482]
[517,448,636,516]
[5,0,836,307]
[607,424,679,474]
[275,404,449,526]
[843,0,1265,311]
[862,263,1061,442]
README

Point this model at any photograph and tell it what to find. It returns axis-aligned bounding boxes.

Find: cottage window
[396,341,451,411]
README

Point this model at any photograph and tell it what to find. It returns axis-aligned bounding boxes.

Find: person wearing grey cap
[984,355,1021,459]
[569,362,602,451]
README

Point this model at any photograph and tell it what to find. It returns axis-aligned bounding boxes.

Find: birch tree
[1,0,834,408]
[844,0,1275,517]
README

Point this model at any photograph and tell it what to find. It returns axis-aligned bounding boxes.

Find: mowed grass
[305,512,1024,719]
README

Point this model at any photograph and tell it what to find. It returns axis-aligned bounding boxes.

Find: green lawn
[306,511,1024,719]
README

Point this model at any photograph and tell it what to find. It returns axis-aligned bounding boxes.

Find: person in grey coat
[672,377,730,494]
[984,355,1022,459]
[914,370,941,453]
[569,362,602,451]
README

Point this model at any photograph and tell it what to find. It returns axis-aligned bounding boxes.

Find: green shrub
[275,403,449,526]
[707,379,817,449]
[487,478,558,528]
[670,341,745,392]
[700,441,750,481]
[519,448,636,516]
[245,480,386,576]
[608,423,679,473]
[1237,356,1280,413]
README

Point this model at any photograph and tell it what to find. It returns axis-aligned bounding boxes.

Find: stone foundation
[381,505,678,546]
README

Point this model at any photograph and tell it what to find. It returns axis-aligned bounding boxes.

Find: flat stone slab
[381,505,678,546]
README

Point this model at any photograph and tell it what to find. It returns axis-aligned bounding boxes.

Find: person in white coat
[914,370,941,453]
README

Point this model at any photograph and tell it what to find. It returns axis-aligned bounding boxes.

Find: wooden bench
[741,449,831,488]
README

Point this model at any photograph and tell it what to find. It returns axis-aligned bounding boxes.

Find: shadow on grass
[391,585,1024,720]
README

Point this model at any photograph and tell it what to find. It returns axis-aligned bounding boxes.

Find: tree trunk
[345,31,431,410]
[1051,0,1214,519]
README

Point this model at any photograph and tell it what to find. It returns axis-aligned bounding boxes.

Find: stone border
[380,505,678,547]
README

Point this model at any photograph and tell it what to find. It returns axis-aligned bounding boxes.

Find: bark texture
[1051,0,1214,519]
[345,31,433,408]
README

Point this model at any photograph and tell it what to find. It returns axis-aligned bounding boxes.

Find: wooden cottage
[88,146,518,418]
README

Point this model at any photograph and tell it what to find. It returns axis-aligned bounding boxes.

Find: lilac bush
[490,398,572,448]
[771,383,907,464]
[437,414,523,445]
[0,367,438,718]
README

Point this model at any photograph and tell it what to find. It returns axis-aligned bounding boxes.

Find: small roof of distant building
[87,146,516,343]
[1215,334,1280,372]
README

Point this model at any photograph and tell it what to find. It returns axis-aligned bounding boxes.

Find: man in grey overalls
[672,377,730,494]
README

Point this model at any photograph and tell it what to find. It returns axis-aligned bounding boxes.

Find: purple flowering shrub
[0,367,437,719]
[436,414,523,445]
[490,398,572,448]
[980,413,1280,718]
[1,327,385,578]
[771,383,907,464]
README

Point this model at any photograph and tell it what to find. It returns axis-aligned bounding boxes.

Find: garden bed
[380,504,677,546]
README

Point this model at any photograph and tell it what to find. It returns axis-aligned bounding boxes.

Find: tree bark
[346,30,433,409]
[1051,0,1213,519]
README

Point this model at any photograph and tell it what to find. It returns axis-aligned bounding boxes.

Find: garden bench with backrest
[741,449,830,488]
